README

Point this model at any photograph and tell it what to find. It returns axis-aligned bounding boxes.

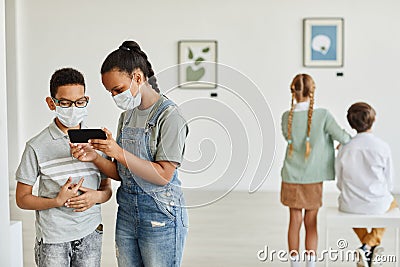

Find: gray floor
[10,191,400,267]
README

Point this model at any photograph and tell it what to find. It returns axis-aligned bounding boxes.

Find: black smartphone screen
[68,129,107,143]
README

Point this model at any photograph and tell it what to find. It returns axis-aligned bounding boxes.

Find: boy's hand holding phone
[70,142,99,162]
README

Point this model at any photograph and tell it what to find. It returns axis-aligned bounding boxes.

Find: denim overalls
[115,98,188,267]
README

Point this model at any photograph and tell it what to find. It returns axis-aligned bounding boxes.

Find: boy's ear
[46,97,56,111]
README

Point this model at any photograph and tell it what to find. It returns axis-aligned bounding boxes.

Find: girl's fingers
[91,144,109,151]
[90,139,108,145]
[102,128,113,139]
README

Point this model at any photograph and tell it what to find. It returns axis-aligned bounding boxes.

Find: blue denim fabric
[34,226,103,267]
[115,99,188,267]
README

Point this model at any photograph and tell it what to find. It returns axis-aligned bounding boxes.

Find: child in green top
[280,74,350,267]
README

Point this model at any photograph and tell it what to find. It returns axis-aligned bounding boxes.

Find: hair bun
[119,45,130,51]
[121,40,141,52]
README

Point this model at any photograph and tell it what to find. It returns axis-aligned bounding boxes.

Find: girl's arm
[70,143,120,181]
[281,112,289,140]
[117,155,176,186]
[16,178,84,210]
[90,128,176,185]
[324,111,352,144]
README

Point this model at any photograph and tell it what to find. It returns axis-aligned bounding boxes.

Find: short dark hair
[50,68,85,97]
[347,102,376,133]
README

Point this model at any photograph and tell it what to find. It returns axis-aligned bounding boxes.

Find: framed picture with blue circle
[303,18,344,67]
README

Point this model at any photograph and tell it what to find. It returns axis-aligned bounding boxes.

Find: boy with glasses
[15,68,112,267]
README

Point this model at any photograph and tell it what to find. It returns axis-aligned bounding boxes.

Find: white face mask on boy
[113,78,142,110]
[55,106,88,128]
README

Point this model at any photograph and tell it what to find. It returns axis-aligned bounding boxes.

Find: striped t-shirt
[16,120,107,243]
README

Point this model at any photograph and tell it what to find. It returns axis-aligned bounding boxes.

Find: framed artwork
[303,18,344,67]
[178,40,217,88]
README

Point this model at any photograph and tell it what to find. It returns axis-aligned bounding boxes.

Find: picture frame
[178,40,218,88]
[303,18,344,67]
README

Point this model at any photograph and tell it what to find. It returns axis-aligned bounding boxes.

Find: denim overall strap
[116,108,135,145]
[146,98,176,129]
[143,98,182,189]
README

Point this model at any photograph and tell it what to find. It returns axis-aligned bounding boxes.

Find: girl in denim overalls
[71,40,188,266]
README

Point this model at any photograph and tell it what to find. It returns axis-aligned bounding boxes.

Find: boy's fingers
[63,177,72,188]
[78,186,89,192]
[67,195,84,203]
[74,207,87,212]
[72,178,84,193]
[68,199,85,206]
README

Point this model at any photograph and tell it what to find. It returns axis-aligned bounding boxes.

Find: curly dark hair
[50,68,85,97]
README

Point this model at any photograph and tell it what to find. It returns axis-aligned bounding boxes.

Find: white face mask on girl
[55,106,88,128]
[113,78,142,110]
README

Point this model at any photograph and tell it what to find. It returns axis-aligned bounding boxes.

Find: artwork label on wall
[303,18,344,67]
[178,40,217,88]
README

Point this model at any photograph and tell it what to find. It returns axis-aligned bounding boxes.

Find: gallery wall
[6,0,400,194]
[1,0,11,265]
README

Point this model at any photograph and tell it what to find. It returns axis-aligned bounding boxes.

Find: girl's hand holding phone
[89,127,123,160]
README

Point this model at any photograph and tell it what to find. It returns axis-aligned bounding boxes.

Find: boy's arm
[385,148,394,192]
[335,151,343,191]
[16,178,84,210]
[66,178,112,212]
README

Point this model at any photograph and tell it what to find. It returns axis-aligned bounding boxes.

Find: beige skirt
[280,181,323,210]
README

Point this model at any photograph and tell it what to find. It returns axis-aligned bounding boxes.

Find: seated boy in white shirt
[335,102,397,267]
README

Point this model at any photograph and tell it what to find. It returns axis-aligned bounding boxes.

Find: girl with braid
[71,40,188,266]
[280,74,350,267]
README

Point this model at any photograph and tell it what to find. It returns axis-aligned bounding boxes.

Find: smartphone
[68,129,107,143]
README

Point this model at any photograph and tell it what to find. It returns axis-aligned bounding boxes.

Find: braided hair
[101,40,159,92]
[287,73,315,158]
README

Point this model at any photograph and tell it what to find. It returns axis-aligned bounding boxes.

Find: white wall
[1,0,11,265]
[7,0,400,194]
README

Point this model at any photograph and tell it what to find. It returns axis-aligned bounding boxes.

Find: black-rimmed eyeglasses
[52,97,89,108]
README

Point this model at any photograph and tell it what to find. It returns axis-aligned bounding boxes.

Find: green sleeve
[324,111,351,144]
[281,111,289,141]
